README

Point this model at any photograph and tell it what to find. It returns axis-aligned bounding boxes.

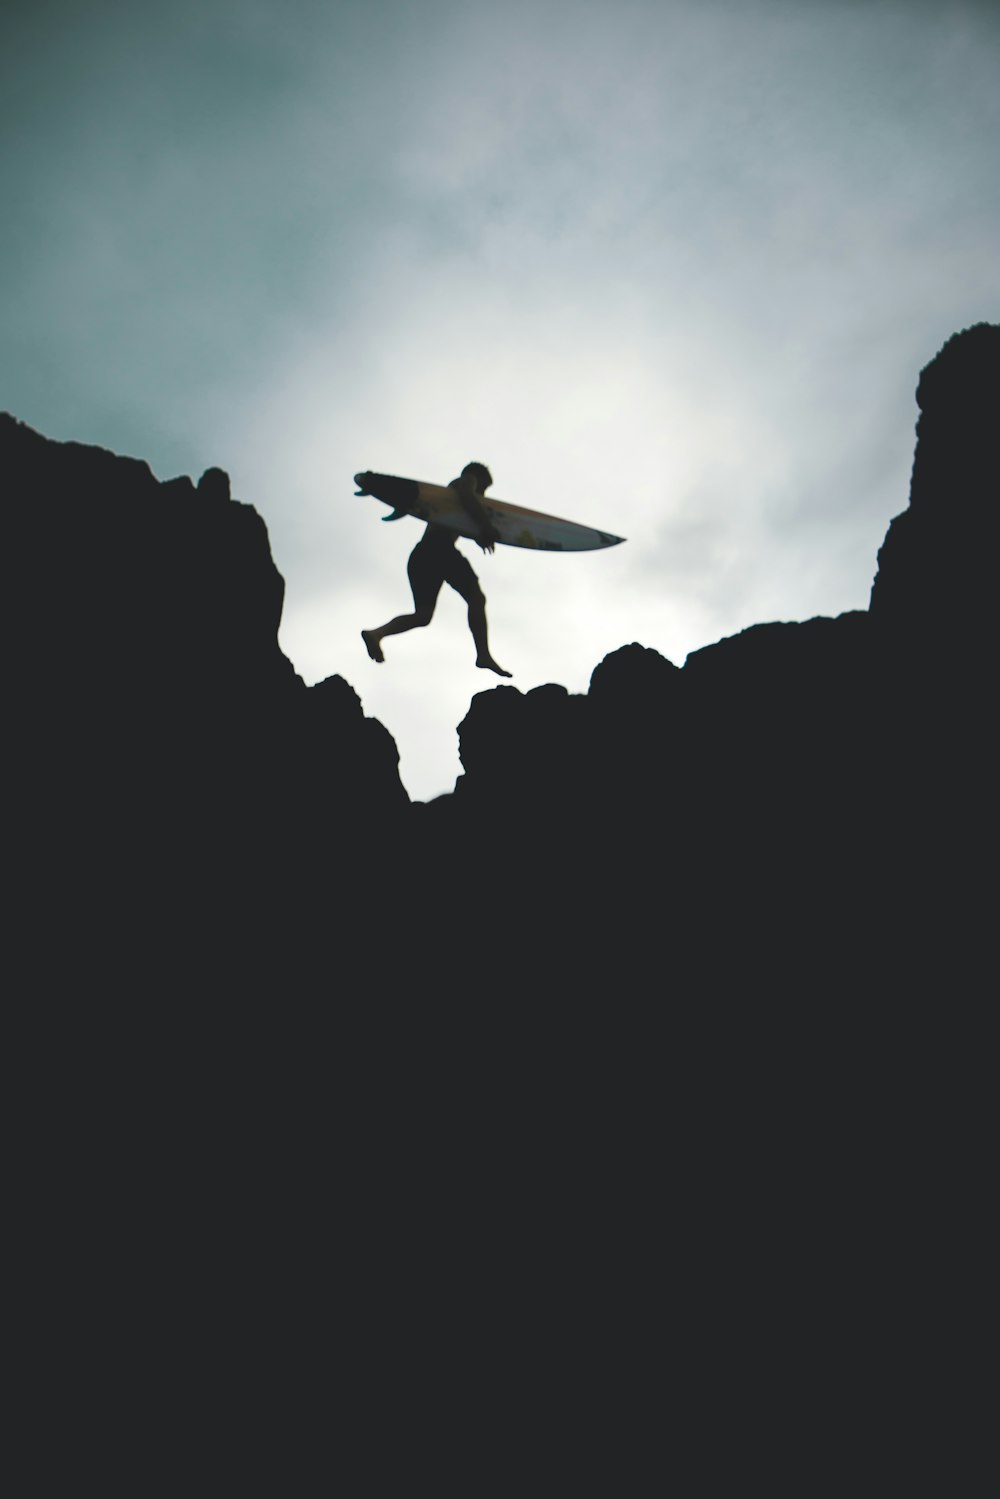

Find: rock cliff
[6,322,995,997]
[7,328,994,1415]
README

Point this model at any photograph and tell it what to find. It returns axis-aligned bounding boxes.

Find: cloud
[2,0,998,798]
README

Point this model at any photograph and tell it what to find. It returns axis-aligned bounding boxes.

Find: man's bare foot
[362,630,385,663]
[477,657,512,678]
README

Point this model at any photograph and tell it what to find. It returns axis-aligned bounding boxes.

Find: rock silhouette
[437,324,997,992]
[6,326,994,1430]
[4,412,408,999]
[6,322,996,998]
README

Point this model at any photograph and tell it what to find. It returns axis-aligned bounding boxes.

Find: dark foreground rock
[430,325,998,997]
[3,412,409,999]
[7,325,997,997]
[4,330,995,1431]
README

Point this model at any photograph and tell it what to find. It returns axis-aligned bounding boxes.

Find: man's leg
[363,548,440,662]
[458,579,511,678]
[447,552,512,677]
[362,608,433,662]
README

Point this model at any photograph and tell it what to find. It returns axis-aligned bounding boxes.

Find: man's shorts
[408,532,482,611]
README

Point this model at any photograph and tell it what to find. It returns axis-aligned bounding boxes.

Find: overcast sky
[2,0,998,799]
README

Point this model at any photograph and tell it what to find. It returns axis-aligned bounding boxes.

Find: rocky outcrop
[8,329,993,1418]
[870,323,999,676]
[5,322,995,997]
[3,412,408,992]
[427,323,997,997]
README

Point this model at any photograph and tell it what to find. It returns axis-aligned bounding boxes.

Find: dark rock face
[3,412,408,993]
[7,329,994,1416]
[434,323,996,999]
[7,323,994,1000]
[870,323,1000,671]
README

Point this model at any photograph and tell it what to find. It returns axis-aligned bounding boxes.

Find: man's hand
[475,524,500,554]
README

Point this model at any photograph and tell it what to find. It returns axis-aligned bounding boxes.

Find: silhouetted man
[362,462,512,677]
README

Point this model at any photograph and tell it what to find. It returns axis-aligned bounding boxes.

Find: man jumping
[362,461,512,677]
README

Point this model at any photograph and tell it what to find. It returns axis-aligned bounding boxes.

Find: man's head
[461,461,493,492]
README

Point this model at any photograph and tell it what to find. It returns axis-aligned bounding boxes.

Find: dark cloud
[2,0,998,797]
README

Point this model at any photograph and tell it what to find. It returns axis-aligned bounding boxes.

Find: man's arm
[452,475,501,552]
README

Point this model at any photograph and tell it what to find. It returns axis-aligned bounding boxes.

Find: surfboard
[353,471,625,552]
